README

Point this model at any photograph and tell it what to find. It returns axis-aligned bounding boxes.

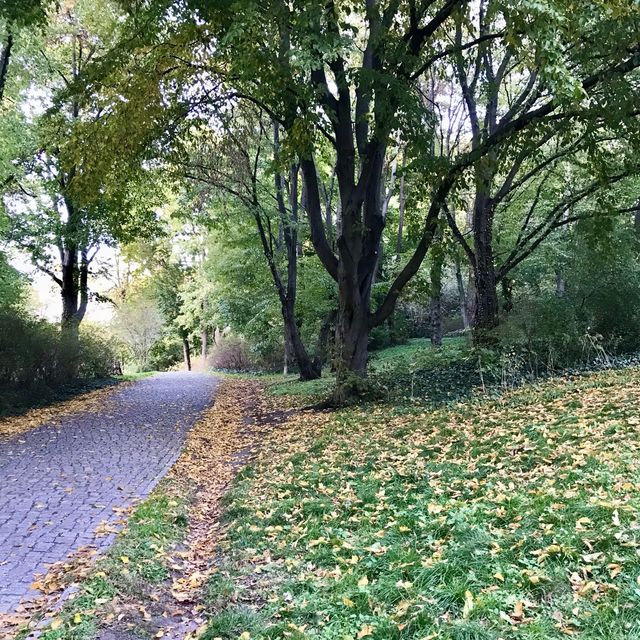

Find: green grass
[38,488,188,640]
[115,370,159,382]
[206,366,640,639]
[263,336,482,405]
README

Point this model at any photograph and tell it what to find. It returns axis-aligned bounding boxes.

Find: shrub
[0,310,117,413]
[208,335,254,371]
[149,333,184,371]
[369,311,410,351]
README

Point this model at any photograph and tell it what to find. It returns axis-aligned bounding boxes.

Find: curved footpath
[0,372,219,612]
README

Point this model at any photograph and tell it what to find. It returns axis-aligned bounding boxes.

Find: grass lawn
[207,365,640,639]
[264,337,480,404]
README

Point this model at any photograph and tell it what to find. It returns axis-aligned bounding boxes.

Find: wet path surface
[0,372,218,612]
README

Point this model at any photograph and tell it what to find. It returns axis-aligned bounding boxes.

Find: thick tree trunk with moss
[470,158,500,341]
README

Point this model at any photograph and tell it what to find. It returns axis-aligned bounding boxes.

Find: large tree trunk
[60,245,89,332]
[333,249,374,402]
[471,169,500,339]
[61,245,79,329]
[472,255,499,337]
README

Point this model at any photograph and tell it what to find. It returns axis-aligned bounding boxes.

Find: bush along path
[1,378,283,640]
[0,372,219,638]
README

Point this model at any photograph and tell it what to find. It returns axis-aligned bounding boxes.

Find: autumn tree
[440,1,640,336]
[66,0,640,398]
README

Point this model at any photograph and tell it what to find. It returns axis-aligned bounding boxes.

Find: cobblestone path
[0,372,218,612]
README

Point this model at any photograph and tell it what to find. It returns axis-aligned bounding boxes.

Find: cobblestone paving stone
[0,372,218,612]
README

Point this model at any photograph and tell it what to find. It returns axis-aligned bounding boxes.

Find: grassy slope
[266,337,478,404]
[208,360,640,639]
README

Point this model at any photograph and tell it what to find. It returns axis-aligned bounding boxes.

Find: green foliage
[0,311,116,413]
[499,215,640,369]
[0,251,26,311]
[0,0,52,27]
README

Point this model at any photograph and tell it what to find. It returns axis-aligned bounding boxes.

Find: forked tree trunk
[60,244,89,331]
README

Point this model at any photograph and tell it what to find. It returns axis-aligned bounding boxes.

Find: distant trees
[112,294,163,372]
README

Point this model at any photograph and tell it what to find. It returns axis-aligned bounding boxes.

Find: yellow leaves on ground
[218,367,640,637]
[0,382,127,439]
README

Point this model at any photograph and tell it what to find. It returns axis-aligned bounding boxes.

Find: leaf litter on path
[0,382,130,440]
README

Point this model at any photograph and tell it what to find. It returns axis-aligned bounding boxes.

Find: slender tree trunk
[201,298,209,358]
[256,131,320,381]
[201,329,208,358]
[555,272,566,297]
[396,173,406,256]
[430,294,443,347]
[429,240,444,347]
[0,29,13,104]
[454,253,470,331]
[283,335,289,375]
[183,338,192,371]
[501,278,514,313]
